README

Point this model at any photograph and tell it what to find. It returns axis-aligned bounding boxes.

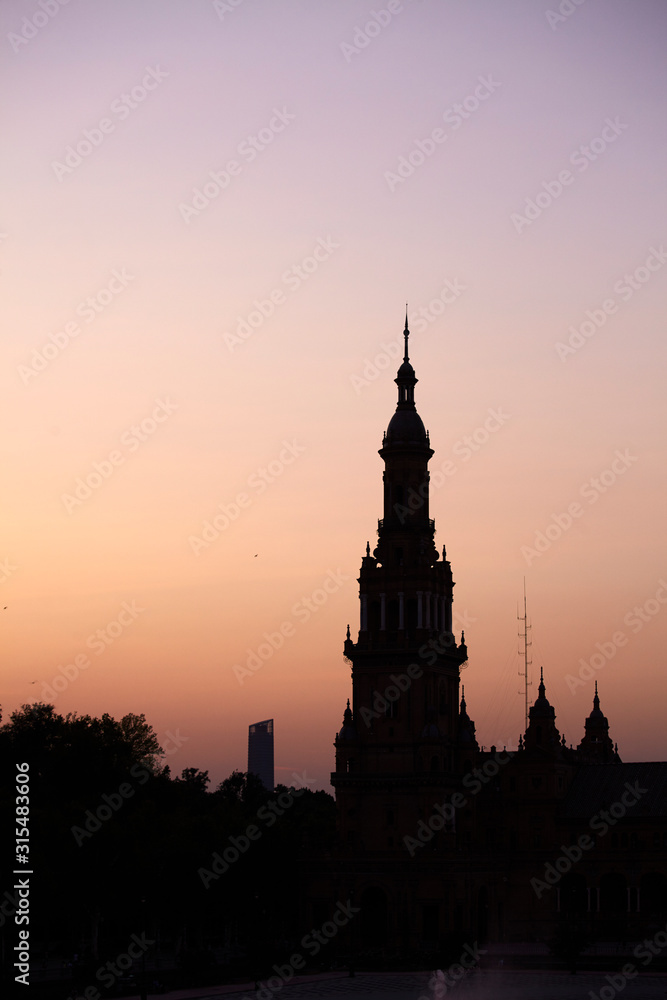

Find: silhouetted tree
[0,707,336,990]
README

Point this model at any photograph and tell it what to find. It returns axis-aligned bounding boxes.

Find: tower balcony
[377,518,435,534]
[352,628,462,654]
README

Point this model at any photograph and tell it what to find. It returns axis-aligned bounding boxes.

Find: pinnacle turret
[577,682,619,762]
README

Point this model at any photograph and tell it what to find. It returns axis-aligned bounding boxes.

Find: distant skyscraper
[248,719,274,790]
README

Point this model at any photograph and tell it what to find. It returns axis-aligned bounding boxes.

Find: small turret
[457,686,478,748]
[337,699,357,743]
[577,682,620,762]
[523,668,561,753]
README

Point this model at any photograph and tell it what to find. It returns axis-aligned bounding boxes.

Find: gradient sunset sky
[2,0,666,789]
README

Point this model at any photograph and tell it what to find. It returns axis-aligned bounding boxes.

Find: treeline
[0,703,335,991]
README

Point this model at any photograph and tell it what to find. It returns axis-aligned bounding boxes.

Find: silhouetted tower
[577,682,619,762]
[523,668,561,754]
[248,719,274,791]
[457,685,479,771]
[333,314,469,850]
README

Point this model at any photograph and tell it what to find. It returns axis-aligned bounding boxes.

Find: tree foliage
[0,703,335,990]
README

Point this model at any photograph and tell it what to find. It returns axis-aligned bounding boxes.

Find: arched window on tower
[369,600,381,632]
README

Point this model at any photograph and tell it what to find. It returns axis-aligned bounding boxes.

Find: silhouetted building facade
[248,718,274,791]
[307,316,667,962]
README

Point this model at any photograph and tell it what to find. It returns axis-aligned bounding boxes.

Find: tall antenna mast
[517,577,532,732]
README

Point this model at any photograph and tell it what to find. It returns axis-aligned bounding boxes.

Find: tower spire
[404,304,409,361]
[392,310,418,412]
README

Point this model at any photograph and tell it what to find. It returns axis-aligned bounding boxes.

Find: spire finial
[403,305,409,362]
[365,540,370,557]
[346,623,351,640]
